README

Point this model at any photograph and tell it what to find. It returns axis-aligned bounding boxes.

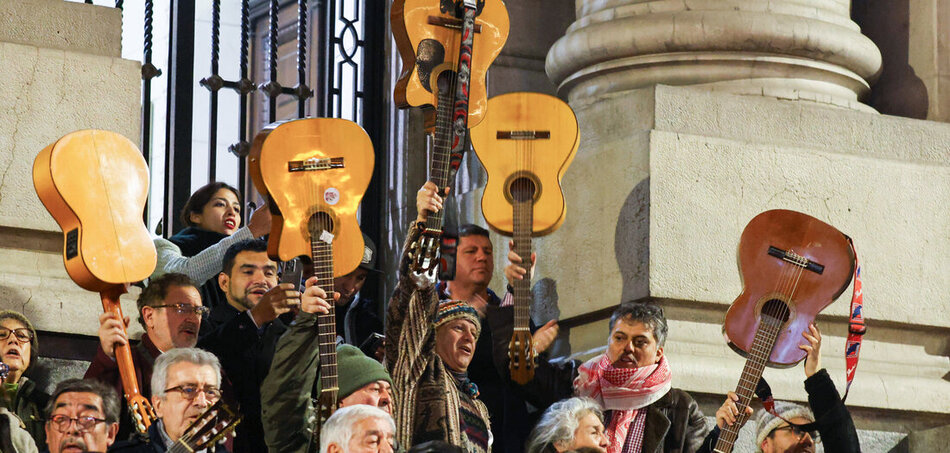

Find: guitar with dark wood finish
[391,0,509,130]
[470,92,579,385]
[713,209,854,453]
[33,130,157,434]
[249,118,374,437]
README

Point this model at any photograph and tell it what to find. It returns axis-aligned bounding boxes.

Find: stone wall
[0,0,143,388]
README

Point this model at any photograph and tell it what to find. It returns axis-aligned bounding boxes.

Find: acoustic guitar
[470,92,579,385]
[391,0,509,129]
[393,0,509,275]
[248,118,374,434]
[713,209,854,453]
[168,400,241,453]
[33,130,157,433]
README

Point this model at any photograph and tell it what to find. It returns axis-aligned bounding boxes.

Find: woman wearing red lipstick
[152,182,270,332]
[0,310,47,447]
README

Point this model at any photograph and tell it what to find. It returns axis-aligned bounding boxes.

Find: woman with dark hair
[0,310,48,447]
[152,182,270,322]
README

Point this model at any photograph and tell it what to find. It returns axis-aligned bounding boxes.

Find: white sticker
[362,246,373,264]
[319,230,334,244]
[324,187,340,205]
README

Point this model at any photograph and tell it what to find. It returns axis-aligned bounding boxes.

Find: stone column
[547,0,882,111]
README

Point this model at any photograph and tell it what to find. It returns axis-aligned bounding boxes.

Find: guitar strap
[755,238,865,427]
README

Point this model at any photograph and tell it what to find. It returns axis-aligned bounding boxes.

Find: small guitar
[168,400,241,453]
[391,0,509,129]
[713,210,854,453]
[470,92,579,385]
[33,130,157,434]
[249,118,374,434]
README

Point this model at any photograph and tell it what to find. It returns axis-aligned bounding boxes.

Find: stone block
[0,42,141,233]
[906,423,950,451]
[0,0,122,58]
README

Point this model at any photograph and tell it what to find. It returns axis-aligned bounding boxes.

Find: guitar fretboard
[512,196,534,332]
[311,234,338,401]
[714,313,785,452]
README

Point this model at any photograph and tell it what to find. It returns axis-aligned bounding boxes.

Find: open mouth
[179,325,198,336]
[458,345,473,355]
[4,349,21,360]
[248,286,268,296]
[224,218,237,230]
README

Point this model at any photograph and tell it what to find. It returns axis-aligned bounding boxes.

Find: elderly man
[43,378,120,453]
[699,324,859,453]
[499,251,709,453]
[320,405,395,453]
[526,397,608,453]
[110,348,228,452]
[386,187,494,452]
[262,275,394,452]
[85,272,206,440]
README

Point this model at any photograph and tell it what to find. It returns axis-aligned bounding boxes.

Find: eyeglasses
[47,414,107,433]
[152,304,210,316]
[771,425,820,442]
[0,327,33,343]
[164,384,222,401]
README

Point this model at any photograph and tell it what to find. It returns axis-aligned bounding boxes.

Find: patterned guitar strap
[755,237,865,430]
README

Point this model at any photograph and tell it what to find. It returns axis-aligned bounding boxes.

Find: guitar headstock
[408,230,441,274]
[312,390,339,438]
[126,394,156,434]
[508,330,537,385]
[178,400,242,450]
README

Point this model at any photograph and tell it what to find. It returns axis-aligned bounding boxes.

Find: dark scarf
[169,227,230,316]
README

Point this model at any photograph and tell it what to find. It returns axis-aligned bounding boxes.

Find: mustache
[60,436,87,451]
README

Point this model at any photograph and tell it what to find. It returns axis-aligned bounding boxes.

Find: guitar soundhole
[510,177,536,203]
[308,212,335,238]
[760,299,791,324]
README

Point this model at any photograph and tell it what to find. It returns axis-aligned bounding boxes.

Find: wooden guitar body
[391,0,509,129]
[251,117,373,276]
[249,121,287,259]
[470,92,579,236]
[33,130,156,291]
[724,209,854,367]
[32,129,157,433]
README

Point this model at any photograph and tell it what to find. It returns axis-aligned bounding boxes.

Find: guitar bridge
[768,246,824,274]
[288,157,344,172]
[497,130,551,140]
[427,16,482,32]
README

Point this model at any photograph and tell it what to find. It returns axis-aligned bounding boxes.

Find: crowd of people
[0,181,860,452]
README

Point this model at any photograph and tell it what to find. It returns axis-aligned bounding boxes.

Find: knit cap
[753,401,815,452]
[433,300,481,338]
[334,344,392,400]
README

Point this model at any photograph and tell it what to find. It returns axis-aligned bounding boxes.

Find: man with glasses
[111,348,228,452]
[700,324,860,453]
[43,378,120,453]
[85,273,206,440]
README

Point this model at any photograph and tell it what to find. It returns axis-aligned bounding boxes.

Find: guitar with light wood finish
[713,209,854,452]
[249,118,374,437]
[33,130,157,434]
[391,0,509,130]
[168,400,241,453]
[470,92,579,385]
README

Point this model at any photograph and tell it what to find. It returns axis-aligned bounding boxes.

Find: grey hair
[320,405,395,453]
[151,348,222,398]
[526,397,604,453]
[608,302,668,347]
[46,378,121,424]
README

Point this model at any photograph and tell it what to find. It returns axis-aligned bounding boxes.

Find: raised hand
[799,323,822,378]
[300,276,334,315]
[715,391,754,429]
[247,198,272,237]
[504,241,536,284]
[415,181,448,224]
[531,320,559,355]
[97,312,129,359]
[250,282,300,325]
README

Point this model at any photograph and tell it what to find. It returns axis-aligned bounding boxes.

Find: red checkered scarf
[574,354,672,453]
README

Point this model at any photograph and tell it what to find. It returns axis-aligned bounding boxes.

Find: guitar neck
[714,316,784,453]
[512,198,534,330]
[427,4,477,231]
[99,287,143,400]
[311,236,338,402]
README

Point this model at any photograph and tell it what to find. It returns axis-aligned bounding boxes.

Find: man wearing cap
[340,233,385,356]
[261,275,393,453]
[699,324,860,453]
[386,187,492,452]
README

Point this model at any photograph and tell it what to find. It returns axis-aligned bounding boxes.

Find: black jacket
[198,310,286,453]
[698,368,860,452]
[109,421,230,452]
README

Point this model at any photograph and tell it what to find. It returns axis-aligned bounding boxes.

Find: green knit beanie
[332,344,392,400]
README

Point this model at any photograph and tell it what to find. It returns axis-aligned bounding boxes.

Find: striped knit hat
[433,300,481,338]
